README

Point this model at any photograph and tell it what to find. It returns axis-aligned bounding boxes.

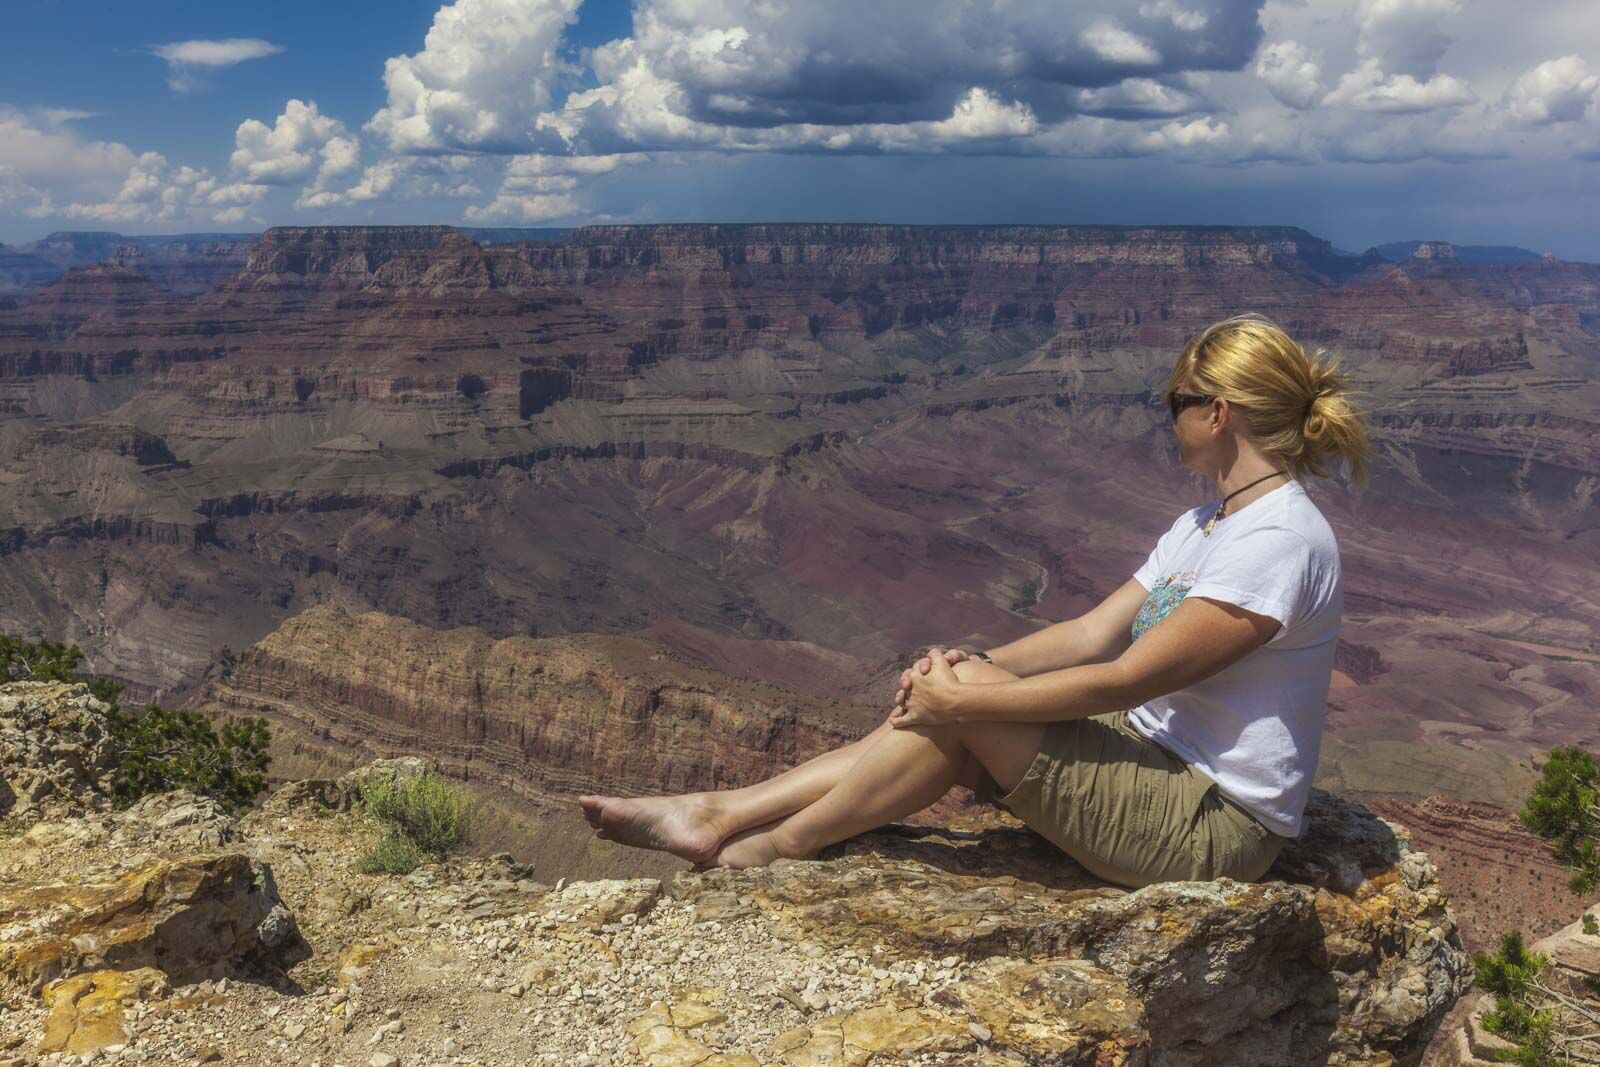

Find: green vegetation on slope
[353,765,476,875]
[0,632,270,813]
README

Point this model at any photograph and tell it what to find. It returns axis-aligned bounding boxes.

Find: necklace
[1202,471,1290,537]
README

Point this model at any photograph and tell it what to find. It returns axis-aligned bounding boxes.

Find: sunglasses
[1165,391,1214,420]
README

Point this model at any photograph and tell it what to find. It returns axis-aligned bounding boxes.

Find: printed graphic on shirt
[1132,570,1197,642]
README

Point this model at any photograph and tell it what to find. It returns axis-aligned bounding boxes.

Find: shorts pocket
[1129,745,1213,854]
[1196,792,1280,880]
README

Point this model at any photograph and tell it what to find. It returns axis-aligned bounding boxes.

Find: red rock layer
[1366,794,1600,953]
[199,602,877,805]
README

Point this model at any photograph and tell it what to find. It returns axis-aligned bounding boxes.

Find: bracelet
[970,651,993,664]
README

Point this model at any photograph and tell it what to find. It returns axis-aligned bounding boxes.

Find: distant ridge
[1375,240,1545,264]
[459,226,574,244]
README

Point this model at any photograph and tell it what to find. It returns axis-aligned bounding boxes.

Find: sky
[2,0,1599,259]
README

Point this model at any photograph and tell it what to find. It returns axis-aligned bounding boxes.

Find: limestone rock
[0,682,117,820]
[38,967,168,1054]
[259,777,354,816]
[668,789,1471,1065]
[0,852,306,995]
[0,683,1477,1066]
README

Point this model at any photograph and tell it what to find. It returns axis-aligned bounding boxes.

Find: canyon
[1,222,1597,949]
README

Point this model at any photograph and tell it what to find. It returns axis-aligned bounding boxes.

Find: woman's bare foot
[577,792,730,864]
[708,823,819,870]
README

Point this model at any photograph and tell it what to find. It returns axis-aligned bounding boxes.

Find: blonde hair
[1167,313,1374,490]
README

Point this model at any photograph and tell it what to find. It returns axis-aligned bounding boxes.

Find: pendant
[1202,508,1222,536]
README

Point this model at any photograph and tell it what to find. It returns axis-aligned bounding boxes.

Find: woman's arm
[983,577,1149,677]
[954,594,1280,725]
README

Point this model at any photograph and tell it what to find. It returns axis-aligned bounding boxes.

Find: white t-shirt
[1126,477,1342,838]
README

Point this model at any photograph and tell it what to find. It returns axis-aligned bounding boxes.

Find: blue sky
[3,0,1599,258]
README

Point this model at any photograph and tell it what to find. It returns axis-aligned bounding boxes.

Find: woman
[579,313,1373,886]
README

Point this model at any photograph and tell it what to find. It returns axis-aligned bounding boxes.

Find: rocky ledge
[1,681,1472,1065]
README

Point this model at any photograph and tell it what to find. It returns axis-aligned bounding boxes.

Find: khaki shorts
[971,710,1288,887]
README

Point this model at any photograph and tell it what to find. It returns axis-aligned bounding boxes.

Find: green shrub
[1012,579,1040,613]
[354,766,475,870]
[0,633,121,706]
[112,704,271,814]
[1584,914,1598,937]
[1,631,270,814]
[1519,746,1600,895]
[1473,932,1560,1065]
[355,829,423,875]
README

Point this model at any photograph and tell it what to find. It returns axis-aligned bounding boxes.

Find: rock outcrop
[0,682,118,820]
[0,681,1472,1065]
[0,232,254,295]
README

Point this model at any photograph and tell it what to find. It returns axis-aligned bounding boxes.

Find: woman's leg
[578,718,898,862]
[579,660,1036,864]
[710,663,1049,868]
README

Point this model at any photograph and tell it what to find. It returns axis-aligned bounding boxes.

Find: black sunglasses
[1165,391,1214,420]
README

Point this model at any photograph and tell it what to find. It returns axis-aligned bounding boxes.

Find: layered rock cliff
[1,681,1473,1065]
[193,602,879,876]
[2,223,1595,699]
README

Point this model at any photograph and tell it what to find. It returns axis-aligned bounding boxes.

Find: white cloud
[296,154,487,209]
[11,0,1600,231]
[60,154,230,224]
[0,107,141,218]
[1323,58,1476,113]
[211,206,256,225]
[39,108,99,125]
[1322,108,1508,163]
[152,38,283,92]
[868,89,1039,149]
[466,153,641,221]
[231,99,354,184]
[463,188,579,222]
[0,107,266,225]
[367,0,581,154]
[1140,115,1230,149]
[0,166,53,219]
[363,0,1269,163]
[1503,55,1600,125]
[1255,40,1324,110]
[1080,20,1163,66]
[204,181,270,207]
[1075,77,1201,118]
[152,39,284,66]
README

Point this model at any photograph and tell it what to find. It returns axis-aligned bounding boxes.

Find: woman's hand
[896,647,969,712]
[890,645,966,728]
[896,652,966,716]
